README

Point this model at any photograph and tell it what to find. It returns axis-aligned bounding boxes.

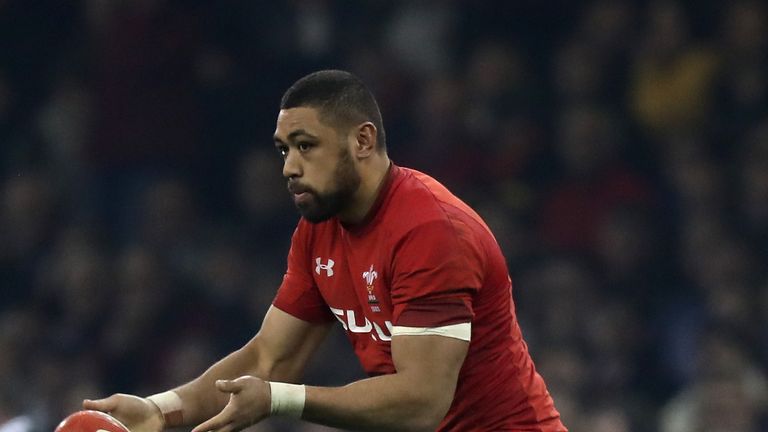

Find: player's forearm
[167,346,256,426]
[169,341,300,427]
[301,372,453,432]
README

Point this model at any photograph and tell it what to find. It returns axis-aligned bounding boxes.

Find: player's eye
[297,142,312,152]
[277,145,288,158]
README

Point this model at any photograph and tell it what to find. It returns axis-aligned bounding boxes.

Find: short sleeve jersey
[274,164,566,431]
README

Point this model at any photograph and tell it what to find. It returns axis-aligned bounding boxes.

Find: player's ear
[354,122,377,158]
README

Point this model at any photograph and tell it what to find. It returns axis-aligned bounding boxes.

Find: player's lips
[287,182,310,194]
[288,182,313,205]
[293,192,311,205]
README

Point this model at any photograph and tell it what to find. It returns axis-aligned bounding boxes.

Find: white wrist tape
[268,382,306,418]
[147,390,183,426]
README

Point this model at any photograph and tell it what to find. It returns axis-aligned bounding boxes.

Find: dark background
[1,1,767,431]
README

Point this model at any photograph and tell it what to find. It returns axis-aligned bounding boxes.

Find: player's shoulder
[388,166,491,235]
[385,167,498,267]
[388,167,452,224]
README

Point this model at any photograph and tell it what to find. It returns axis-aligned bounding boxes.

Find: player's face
[273,107,361,223]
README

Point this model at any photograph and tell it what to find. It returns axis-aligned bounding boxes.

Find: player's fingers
[215,379,242,393]
[190,419,216,432]
[192,419,234,432]
[191,413,230,432]
[83,395,118,412]
[210,422,236,432]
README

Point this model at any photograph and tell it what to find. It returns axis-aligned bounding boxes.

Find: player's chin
[298,205,335,224]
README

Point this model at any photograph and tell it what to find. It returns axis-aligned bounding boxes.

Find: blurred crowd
[1,1,767,431]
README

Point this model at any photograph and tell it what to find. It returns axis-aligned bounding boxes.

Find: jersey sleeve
[390,217,484,328]
[273,223,334,323]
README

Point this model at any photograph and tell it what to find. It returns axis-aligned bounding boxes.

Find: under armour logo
[315,257,335,276]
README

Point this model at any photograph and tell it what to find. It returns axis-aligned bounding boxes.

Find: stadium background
[1,1,767,431]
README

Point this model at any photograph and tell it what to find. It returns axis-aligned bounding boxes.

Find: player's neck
[338,155,391,225]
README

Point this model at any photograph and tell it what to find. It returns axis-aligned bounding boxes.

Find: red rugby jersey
[274,164,566,431]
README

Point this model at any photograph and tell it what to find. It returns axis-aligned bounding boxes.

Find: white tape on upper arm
[391,322,471,341]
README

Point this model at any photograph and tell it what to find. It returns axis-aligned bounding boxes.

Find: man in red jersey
[84,70,566,431]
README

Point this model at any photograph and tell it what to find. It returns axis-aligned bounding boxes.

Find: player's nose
[282,151,302,178]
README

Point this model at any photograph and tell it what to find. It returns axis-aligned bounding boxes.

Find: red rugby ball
[55,411,129,432]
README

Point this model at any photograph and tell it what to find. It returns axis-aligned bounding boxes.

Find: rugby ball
[55,410,130,432]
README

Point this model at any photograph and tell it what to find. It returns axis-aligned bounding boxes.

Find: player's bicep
[390,332,469,416]
[245,305,333,382]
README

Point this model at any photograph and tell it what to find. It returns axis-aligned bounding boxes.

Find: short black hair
[280,70,386,151]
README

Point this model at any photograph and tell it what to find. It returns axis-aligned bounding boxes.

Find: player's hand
[191,376,271,432]
[83,394,165,432]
